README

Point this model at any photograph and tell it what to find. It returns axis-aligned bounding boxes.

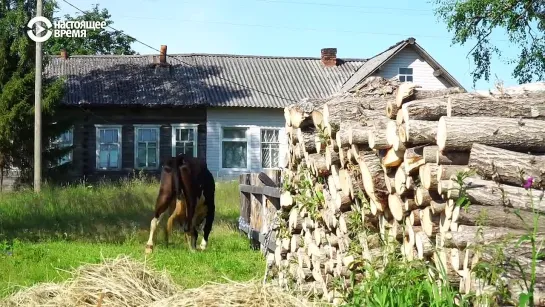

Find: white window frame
[171,124,198,158]
[51,127,74,166]
[134,124,161,170]
[398,67,414,83]
[260,128,281,169]
[220,126,250,171]
[95,124,122,171]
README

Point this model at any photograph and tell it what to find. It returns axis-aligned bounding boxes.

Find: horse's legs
[183,226,198,252]
[201,189,215,250]
[166,199,185,248]
[145,194,171,254]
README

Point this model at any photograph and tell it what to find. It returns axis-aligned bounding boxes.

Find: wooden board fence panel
[238,170,282,253]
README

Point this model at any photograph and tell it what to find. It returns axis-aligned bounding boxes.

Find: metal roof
[44,53,365,108]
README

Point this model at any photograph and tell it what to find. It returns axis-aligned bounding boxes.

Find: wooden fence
[238,169,282,254]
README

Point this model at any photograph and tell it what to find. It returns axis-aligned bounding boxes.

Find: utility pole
[34,0,43,192]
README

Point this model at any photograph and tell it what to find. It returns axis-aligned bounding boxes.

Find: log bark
[447,94,545,119]
[415,231,434,259]
[437,116,545,152]
[348,124,373,146]
[437,165,468,183]
[440,226,526,249]
[322,95,386,137]
[415,186,442,207]
[455,204,545,232]
[420,163,439,190]
[368,119,392,150]
[358,152,389,213]
[468,143,545,189]
[400,120,438,146]
[401,98,447,122]
[348,166,365,200]
[296,129,317,154]
[436,150,470,165]
[288,97,327,129]
[422,146,439,163]
[448,177,545,213]
[335,121,359,149]
[403,146,426,174]
[395,82,419,107]
[310,153,329,177]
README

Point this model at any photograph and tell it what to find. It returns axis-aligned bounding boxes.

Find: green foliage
[432,0,545,85]
[44,3,136,56]
[0,1,137,186]
[343,256,465,307]
[451,169,476,210]
[0,0,70,183]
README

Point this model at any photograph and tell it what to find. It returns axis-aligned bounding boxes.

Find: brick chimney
[321,48,337,67]
[60,49,68,59]
[159,45,167,64]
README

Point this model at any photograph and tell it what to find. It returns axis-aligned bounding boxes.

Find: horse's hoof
[145,245,153,254]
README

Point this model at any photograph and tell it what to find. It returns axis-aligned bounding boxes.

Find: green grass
[0,177,265,298]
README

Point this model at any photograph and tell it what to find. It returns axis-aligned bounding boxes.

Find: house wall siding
[60,106,207,183]
[206,107,287,180]
[373,46,452,90]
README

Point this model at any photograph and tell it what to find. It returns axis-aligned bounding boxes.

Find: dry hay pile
[1,255,320,307]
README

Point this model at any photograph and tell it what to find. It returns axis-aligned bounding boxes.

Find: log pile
[272,77,545,306]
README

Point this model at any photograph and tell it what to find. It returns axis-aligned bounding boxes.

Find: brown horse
[145,154,215,254]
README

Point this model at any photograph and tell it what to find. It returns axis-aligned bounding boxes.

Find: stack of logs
[270,76,545,306]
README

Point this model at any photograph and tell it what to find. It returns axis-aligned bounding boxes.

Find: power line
[116,15,452,40]
[60,0,299,103]
[64,0,436,12]
[112,15,509,42]
[252,0,434,12]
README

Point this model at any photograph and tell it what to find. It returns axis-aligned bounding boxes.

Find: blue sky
[55,0,519,91]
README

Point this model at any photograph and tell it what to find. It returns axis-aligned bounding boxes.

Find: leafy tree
[433,0,545,85]
[45,3,136,55]
[0,0,70,187]
[0,1,136,188]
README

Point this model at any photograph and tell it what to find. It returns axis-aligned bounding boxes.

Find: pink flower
[523,177,534,189]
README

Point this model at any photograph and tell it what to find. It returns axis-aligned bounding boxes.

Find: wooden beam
[239,184,282,199]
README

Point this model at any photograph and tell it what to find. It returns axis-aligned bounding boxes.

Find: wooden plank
[239,184,281,199]
[239,174,251,224]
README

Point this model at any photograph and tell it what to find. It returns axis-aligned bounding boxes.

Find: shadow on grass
[0,178,242,245]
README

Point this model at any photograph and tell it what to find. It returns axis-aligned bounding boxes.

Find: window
[221,127,248,169]
[398,67,414,82]
[134,125,160,169]
[95,125,122,170]
[261,129,280,168]
[171,124,198,157]
[51,128,73,165]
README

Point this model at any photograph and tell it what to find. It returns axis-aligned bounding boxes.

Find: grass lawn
[0,177,265,298]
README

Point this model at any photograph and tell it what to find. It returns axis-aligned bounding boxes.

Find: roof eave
[339,41,409,92]
[411,42,466,91]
